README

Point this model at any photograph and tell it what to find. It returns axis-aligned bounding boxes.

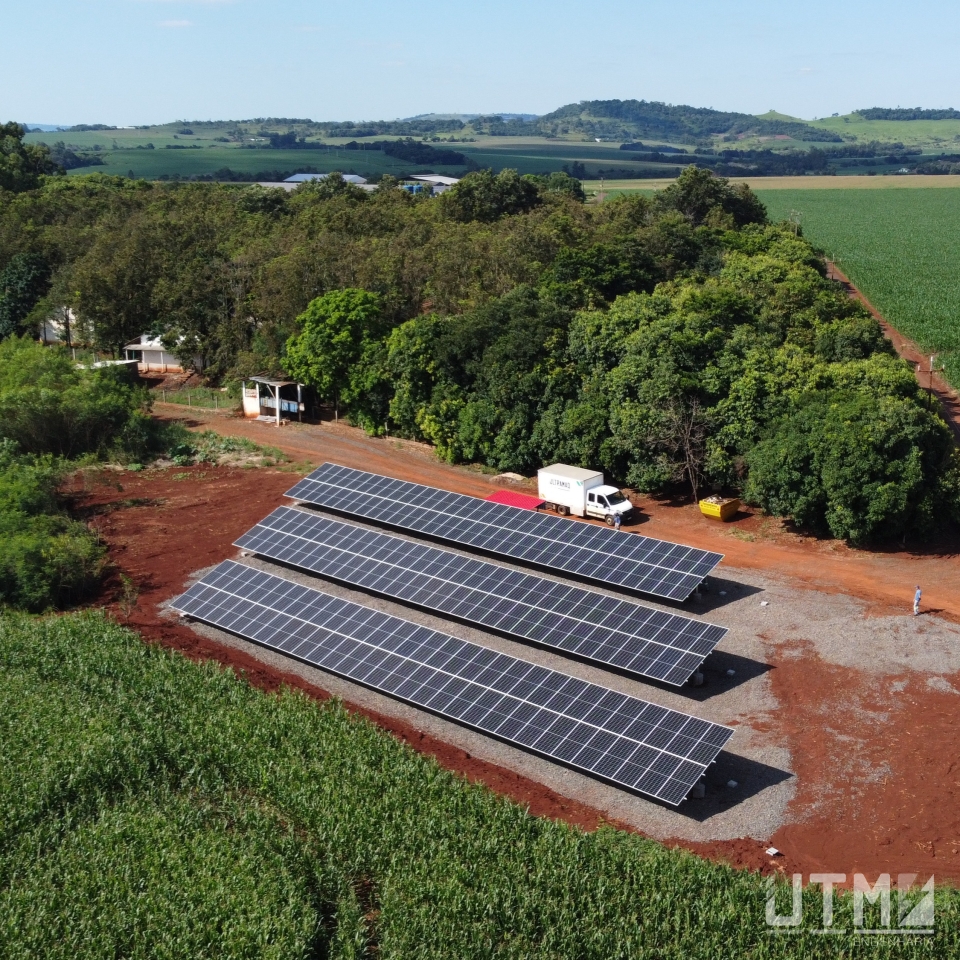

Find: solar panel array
[236,506,726,686]
[286,463,723,601]
[173,560,733,805]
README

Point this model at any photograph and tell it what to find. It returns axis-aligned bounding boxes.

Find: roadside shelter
[241,377,305,425]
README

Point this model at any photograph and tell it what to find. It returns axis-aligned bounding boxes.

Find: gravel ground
[166,508,960,844]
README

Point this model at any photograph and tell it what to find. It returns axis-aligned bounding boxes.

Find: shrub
[0,447,104,610]
[0,338,153,459]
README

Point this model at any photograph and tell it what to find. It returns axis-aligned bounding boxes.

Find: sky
[5,0,960,125]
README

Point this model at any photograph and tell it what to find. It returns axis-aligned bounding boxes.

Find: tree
[0,123,61,193]
[440,169,541,223]
[0,254,50,340]
[745,389,958,544]
[0,337,152,459]
[524,171,586,201]
[70,216,160,356]
[294,171,367,201]
[283,290,384,417]
[653,166,767,228]
[643,396,712,502]
[540,241,658,307]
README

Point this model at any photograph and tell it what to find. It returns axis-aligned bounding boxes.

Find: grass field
[24,116,960,182]
[448,137,687,177]
[3,610,957,958]
[804,115,960,147]
[585,174,960,197]
[67,146,426,181]
[756,188,960,384]
[23,124,694,181]
[47,140,662,182]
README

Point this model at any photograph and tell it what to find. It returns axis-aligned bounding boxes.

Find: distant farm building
[408,174,459,194]
[255,173,370,191]
[284,173,368,184]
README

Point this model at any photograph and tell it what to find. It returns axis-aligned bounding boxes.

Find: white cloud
[159,19,193,26]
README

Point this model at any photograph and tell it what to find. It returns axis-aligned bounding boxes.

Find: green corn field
[758,188,960,386]
[0,611,955,958]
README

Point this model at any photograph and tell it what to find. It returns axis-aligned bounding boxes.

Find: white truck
[537,464,634,525]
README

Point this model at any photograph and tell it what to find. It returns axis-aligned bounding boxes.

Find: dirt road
[160,404,960,627]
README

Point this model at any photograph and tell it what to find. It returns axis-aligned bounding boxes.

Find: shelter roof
[246,376,300,388]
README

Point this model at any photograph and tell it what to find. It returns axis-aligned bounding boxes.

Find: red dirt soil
[69,406,960,883]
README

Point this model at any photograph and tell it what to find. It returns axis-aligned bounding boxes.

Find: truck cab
[586,485,631,522]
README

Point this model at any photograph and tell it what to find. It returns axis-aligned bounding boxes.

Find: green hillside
[806,113,960,147]
[535,99,841,143]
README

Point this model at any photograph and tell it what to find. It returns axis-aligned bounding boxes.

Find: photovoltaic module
[173,560,733,805]
[236,506,726,685]
[286,463,724,601]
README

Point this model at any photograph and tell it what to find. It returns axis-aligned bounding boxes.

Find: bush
[0,338,153,459]
[0,446,104,610]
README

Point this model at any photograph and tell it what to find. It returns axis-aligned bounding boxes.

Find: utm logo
[765,874,935,935]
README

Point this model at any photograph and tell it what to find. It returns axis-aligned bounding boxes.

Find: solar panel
[286,464,723,602]
[236,506,727,686]
[173,560,733,805]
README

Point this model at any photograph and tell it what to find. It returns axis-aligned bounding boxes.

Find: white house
[123,334,200,373]
[39,307,78,345]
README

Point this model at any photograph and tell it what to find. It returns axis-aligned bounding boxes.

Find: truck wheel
[559,505,570,516]
[605,515,615,526]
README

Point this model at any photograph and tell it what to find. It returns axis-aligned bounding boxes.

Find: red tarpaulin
[485,490,545,510]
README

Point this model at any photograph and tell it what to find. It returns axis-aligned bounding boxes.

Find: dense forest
[1,125,957,545]
[856,107,960,121]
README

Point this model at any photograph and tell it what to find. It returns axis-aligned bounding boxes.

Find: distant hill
[402,112,539,122]
[535,99,842,143]
[754,110,807,123]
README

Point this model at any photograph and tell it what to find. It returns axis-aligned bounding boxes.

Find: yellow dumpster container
[699,496,741,522]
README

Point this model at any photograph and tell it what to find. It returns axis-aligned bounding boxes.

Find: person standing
[614,512,622,531]
[914,585,922,616]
